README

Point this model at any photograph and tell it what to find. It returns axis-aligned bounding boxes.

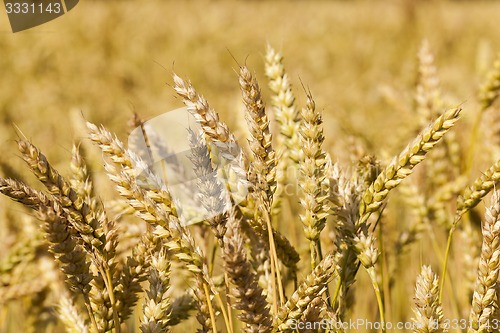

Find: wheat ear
[87,122,218,332]
[187,128,228,245]
[140,249,172,333]
[358,107,461,228]
[412,265,445,333]
[468,189,500,333]
[58,294,90,333]
[264,45,301,206]
[298,90,330,268]
[479,52,500,111]
[239,65,276,208]
[415,39,442,126]
[0,178,93,294]
[222,209,272,333]
[456,159,500,219]
[276,253,338,331]
[17,140,107,257]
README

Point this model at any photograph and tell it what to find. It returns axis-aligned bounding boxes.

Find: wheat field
[1,1,500,332]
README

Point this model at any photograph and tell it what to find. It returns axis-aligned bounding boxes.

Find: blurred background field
[1,0,500,332]
[0,0,499,155]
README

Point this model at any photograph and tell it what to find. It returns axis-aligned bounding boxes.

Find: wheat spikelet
[327,164,361,317]
[88,122,217,331]
[358,107,461,228]
[115,232,160,321]
[87,122,211,282]
[468,189,500,333]
[173,73,249,208]
[300,297,324,333]
[264,44,301,164]
[264,45,300,216]
[0,177,46,208]
[70,143,100,212]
